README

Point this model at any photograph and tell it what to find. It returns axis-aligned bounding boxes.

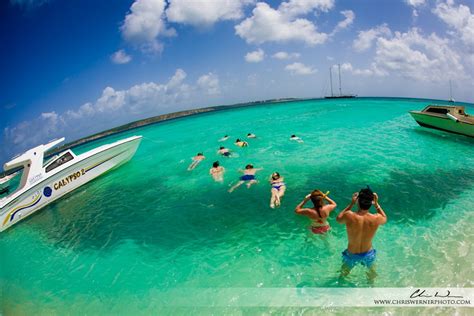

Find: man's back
[345,211,382,253]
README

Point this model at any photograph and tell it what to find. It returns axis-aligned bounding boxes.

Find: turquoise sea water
[1,98,473,314]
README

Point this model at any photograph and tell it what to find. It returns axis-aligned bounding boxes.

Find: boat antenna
[338,63,342,96]
[329,66,334,97]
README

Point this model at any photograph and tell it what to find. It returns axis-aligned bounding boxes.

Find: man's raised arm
[373,193,387,225]
[337,192,358,223]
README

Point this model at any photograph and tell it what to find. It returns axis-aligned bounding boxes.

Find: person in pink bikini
[295,190,337,234]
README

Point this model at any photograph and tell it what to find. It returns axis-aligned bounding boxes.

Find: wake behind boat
[0,135,142,232]
[409,105,474,137]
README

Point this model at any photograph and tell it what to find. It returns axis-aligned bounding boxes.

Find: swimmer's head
[247,133,251,136]
[272,172,280,180]
[358,186,374,210]
[310,189,325,210]
[245,164,253,169]
[213,161,219,168]
[236,139,240,142]
[197,153,203,156]
[224,135,228,137]
[220,146,224,150]
[291,134,296,138]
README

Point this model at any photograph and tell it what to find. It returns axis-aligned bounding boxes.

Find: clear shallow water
[1,98,473,314]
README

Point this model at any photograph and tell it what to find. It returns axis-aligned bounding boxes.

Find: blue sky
[1,0,473,162]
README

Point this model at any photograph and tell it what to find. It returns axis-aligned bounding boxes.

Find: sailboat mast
[338,64,342,96]
[449,80,453,101]
[329,66,334,97]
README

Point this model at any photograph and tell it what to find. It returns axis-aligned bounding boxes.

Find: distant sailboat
[325,64,357,99]
[448,80,455,103]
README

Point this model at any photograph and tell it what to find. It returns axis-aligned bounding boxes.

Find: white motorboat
[0,135,142,232]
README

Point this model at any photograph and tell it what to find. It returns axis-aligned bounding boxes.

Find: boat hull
[0,136,141,232]
[410,112,474,137]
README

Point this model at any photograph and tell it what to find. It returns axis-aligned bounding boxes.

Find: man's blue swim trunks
[342,249,377,268]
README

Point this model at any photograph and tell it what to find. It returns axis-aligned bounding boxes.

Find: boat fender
[447,113,459,122]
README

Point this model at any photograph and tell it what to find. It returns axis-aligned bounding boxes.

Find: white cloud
[353,24,392,52]
[330,10,355,35]
[111,49,132,64]
[166,0,253,27]
[235,1,329,46]
[405,0,425,7]
[285,62,316,75]
[197,73,220,95]
[272,51,301,59]
[3,69,220,155]
[121,0,176,53]
[245,48,265,62]
[433,0,474,48]
[372,28,468,82]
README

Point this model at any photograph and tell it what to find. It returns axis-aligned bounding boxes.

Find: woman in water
[269,172,286,208]
[209,161,225,182]
[247,133,256,138]
[294,190,337,234]
[187,153,205,171]
[219,135,229,142]
[228,164,263,192]
[235,139,249,147]
[217,146,231,157]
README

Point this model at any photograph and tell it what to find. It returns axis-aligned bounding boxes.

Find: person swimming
[336,186,387,283]
[209,161,225,182]
[228,164,263,192]
[217,146,231,157]
[290,134,303,143]
[187,153,205,170]
[219,135,229,142]
[247,133,256,138]
[235,139,249,147]
[269,172,286,208]
[294,190,337,234]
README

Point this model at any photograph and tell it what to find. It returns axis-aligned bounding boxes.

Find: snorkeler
[209,161,225,182]
[235,139,249,147]
[228,164,263,192]
[269,172,286,208]
[219,135,229,142]
[295,190,337,234]
[247,133,256,138]
[290,135,303,143]
[187,153,205,170]
[336,187,387,283]
[217,146,231,157]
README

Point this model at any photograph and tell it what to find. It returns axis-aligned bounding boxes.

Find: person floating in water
[336,186,387,283]
[290,134,303,143]
[209,161,225,182]
[247,133,257,139]
[219,135,229,142]
[295,190,337,234]
[217,146,231,157]
[187,153,205,170]
[235,139,249,147]
[269,172,286,208]
[228,164,263,192]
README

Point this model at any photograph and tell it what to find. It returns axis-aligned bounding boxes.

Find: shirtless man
[209,161,225,182]
[336,187,387,282]
[295,190,337,234]
[217,146,231,157]
[228,164,262,192]
[235,139,249,147]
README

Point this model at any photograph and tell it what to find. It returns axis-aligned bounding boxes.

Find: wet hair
[272,172,280,180]
[310,190,325,218]
[236,139,241,142]
[245,164,253,169]
[197,153,203,156]
[220,146,224,150]
[213,161,219,168]
[224,135,228,137]
[291,134,296,138]
[358,186,374,210]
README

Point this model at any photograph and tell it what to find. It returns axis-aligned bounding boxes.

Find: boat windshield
[0,169,23,200]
